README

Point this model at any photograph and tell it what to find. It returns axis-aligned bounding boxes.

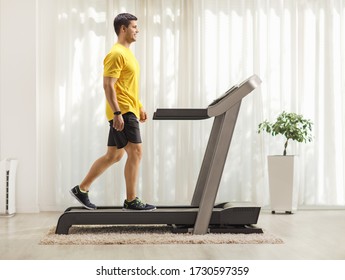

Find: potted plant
[258,111,313,214]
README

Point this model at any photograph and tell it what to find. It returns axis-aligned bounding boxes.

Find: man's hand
[113,114,124,131]
[139,107,148,123]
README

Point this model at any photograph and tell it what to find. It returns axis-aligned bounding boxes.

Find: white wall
[36,0,58,211]
[0,0,39,212]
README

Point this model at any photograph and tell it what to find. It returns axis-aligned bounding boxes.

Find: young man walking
[70,13,156,211]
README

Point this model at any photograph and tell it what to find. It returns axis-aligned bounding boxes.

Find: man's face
[124,20,139,43]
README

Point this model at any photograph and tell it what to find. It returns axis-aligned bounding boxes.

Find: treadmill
[55,74,262,235]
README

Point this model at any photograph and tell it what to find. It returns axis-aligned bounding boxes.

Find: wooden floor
[0,210,344,260]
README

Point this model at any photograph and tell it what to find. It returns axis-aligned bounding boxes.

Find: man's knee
[106,147,124,163]
[125,143,142,160]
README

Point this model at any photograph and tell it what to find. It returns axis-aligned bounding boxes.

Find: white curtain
[38,0,345,211]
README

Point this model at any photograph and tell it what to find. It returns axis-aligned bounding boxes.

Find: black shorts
[107,112,142,149]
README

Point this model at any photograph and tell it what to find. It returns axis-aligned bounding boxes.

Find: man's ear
[120,25,127,33]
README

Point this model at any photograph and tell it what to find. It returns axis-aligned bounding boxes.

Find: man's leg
[70,146,124,209]
[123,142,142,201]
[122,142,156,211]
[79,146,125,192]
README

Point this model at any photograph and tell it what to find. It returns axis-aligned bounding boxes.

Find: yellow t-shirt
[103,43,142,120]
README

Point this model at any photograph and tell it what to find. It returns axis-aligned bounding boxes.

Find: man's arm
[103,76,124,131]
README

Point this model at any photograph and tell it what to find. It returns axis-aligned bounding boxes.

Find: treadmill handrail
[153,108,209,120]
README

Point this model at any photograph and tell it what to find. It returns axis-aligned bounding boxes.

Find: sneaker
[123,197,156,211]
[69,185,97,210]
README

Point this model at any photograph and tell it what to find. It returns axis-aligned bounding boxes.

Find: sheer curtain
[38,0,345,211]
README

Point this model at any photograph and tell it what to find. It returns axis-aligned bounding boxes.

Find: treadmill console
[208,85,239,106]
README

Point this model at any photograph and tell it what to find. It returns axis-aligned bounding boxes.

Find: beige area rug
[40,225,283,245]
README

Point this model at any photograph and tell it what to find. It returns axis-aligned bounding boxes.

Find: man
[70,13,156,211]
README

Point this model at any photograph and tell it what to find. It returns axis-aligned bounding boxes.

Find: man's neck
[117,38,131,48]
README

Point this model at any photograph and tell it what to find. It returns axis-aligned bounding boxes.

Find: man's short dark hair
[113,13,137,36]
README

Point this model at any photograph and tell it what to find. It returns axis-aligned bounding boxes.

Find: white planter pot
[267,155,299,214]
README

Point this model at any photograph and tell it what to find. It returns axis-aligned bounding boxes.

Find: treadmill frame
[55,75,262,235]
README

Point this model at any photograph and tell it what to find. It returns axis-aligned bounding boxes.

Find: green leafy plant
[258,111,313,156]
